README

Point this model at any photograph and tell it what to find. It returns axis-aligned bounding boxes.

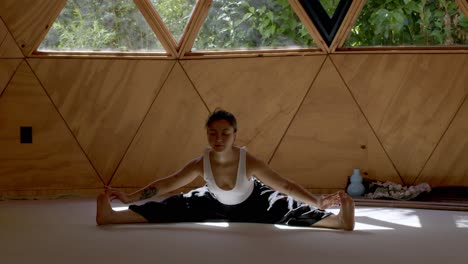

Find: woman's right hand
[318,191,345,210]
[105,186,134,204]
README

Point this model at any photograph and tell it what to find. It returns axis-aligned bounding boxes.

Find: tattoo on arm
[140,186,159,200]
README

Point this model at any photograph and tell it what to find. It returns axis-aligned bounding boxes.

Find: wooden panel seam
[0,59,22,97]
[105,60,178,185]
[267,55,327,164]
[456,0,468,17]
[24,58,105,186]
[0,16,24,58]
[0,22,7,47]
[178,60,211,112]
[412,92,468,186]
[328,55,405,184]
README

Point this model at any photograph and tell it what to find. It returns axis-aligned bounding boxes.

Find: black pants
[129,179,332,226]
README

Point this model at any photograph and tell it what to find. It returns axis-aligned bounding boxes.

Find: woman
[96,109,355,230]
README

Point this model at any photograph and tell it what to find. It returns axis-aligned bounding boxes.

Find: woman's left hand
[105,186,134,204]
[318,191,347,210]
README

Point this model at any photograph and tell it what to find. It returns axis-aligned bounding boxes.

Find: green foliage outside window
[193,0,316,50]
[149,0,196,42]
[319,0,341,18]
[39,0,163,52]
[39,0,468,52]
[345,0,468,46]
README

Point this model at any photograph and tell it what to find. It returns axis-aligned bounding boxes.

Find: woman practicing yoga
[96,109,355,230]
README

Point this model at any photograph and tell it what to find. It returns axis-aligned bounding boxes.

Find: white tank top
[203,146,254,205]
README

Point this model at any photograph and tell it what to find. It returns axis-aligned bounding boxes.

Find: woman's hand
[318,191,348,210]
[105,186,134,204]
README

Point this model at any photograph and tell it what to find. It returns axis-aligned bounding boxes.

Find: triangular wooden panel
[333,54,468,185]
[28,59,175,184]
[181,56,326,162]
[0,0,66,55]
[416,96,468,187]
[0,59,21,96]
[111,62,209,188]
[269,58,401,189]
[0,61,102,190]
[0,19,23,58]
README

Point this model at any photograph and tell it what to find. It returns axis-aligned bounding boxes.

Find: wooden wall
[1,1,468,198]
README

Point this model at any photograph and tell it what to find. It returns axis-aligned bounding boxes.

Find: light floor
[1,198,467,264]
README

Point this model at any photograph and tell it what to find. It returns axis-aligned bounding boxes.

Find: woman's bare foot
[311,191,355,230]
[96,191,114,225]
[338,192,355,231]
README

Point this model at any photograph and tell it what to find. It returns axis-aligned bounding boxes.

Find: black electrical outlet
[20,126,32,144]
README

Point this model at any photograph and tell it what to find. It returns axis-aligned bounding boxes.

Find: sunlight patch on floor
[454,215,468,228]
[328,207,422,229]
[113,206,129,211]
[274,222,393,231]
[357,208,422,228]
[274,224,316,230]
[197,222,230,227]
[354,222,394,230]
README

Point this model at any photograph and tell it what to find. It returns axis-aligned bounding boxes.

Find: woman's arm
[109,156,202,203]
[247,153,322,208]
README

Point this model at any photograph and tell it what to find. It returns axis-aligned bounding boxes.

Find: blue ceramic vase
[347,168,365,197]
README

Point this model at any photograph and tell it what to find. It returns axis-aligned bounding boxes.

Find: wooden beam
[288,0,329,53]
[333,47,468,54]
[456,0,468,17]
[29,1,67,56]
[178,0,212,58]
[0,0,67,56]
[30,51,176,59]
[329,0,366,52]
[182,49,324,59]
[133,0,178,58]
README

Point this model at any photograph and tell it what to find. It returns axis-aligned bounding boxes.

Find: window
[343,0,468,47]
[192,0,317,51]
[38,0,164,53]
[149,0,197,43]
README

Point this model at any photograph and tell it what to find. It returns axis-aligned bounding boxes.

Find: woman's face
[207,119,236,152]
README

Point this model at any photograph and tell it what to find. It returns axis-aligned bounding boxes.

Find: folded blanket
[365,181,431,201]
